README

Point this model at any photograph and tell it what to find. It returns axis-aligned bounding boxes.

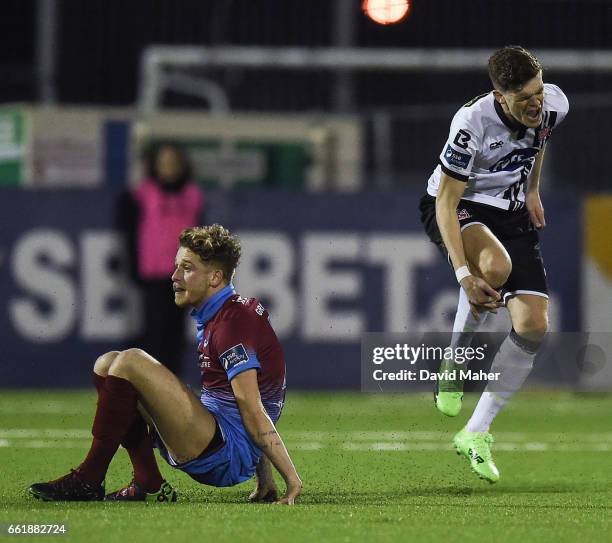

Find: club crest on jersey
[457,209,472,221]
[444,145,471,169]
[219,343,249,371]
[537,126,552,143]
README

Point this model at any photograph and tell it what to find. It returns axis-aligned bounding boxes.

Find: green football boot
[453,426,500,483]
[434,358,464,417]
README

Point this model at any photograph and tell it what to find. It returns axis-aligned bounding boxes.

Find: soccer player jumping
[419,46,568,482]
[29,225,302,504]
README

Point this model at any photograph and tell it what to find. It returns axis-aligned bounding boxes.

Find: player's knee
[93,351,121,377]
[513,314,548,341]
[478,252,511,289]
[109,348,151,379]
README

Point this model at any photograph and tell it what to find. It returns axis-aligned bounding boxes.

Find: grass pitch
[1,390,611,542]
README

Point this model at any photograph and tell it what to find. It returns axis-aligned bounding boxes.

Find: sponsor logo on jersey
[489,140,504,150]
[457,209,472,221]
[489,148,538,173]
[203,332,211,348]
[220,343,250,371]
[444,145,471,169]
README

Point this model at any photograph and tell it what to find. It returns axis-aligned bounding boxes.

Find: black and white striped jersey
[426,83,569,211]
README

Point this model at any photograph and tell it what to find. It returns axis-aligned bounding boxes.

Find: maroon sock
[122,417,164,492]
[93,373,105,395]
[79,375,138,485]
[92,373,163,492]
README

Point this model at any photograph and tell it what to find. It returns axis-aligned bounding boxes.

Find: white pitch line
[339,442,612,452]
[290,442,325,451]
[3,428,612,442]
[342,442,451,452]
[0,403,86,415]
[282,430,612,443]
[1,439,612,452]
[0,440,89,449]
[0,429,91,439]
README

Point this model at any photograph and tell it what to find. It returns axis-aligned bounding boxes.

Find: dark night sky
[2,0,612,105]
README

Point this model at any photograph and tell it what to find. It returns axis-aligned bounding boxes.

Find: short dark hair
[488,46,542,92]
[179,224,241,282]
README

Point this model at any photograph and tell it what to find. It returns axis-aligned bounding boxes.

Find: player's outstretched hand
[249,485,278,503]
[460,275,502,316]
[526,190,546,229]
[274,479,302,506]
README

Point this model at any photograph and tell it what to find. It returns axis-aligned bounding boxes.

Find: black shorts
[418,194,548,301]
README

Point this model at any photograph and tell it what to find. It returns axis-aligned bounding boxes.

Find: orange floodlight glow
[362,0,411,26]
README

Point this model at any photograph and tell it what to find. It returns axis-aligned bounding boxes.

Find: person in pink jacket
[117,142,204,375]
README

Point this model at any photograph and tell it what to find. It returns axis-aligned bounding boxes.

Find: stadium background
[0,0,611,391]
[1,4,612,542]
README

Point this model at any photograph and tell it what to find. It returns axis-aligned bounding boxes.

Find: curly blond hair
[179,224,241,281]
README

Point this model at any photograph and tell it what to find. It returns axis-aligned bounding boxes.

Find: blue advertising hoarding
[0,189,580,388]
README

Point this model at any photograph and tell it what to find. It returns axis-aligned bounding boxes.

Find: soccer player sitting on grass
[419,46,568,482]
[29,225,301,505]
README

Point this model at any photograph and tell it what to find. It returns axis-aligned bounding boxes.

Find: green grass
[1,390,611,542]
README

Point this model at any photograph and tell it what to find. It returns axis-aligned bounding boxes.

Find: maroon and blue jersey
[153,283,287,487]
[192,284,286,426]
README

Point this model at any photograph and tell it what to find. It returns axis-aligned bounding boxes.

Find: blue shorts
[152,406,261,488]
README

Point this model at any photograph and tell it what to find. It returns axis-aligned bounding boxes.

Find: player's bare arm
[436,173,501,311]
[231,369,302,505]
[526,147,546,229]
